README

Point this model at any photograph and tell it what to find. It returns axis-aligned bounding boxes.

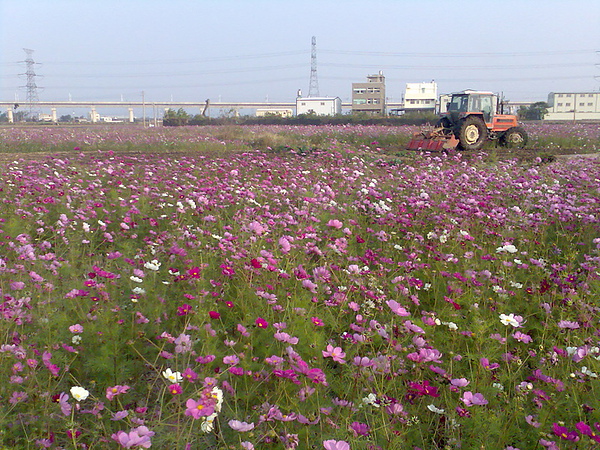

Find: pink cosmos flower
[461,391,488,406]
[350,421,370,436]
[68,324,84,333]
[106,385,130,401]
[386,300,410,316]
[228,420,255,432]
[111,426,155,448]
[223,355,240,365]
[323,440,350,450]
[322,344,346,363]
[182,368,198,382]
[56,392,71,416]
[512,331,533,343]
[326,219,343,229]
[557,320,580,329]
[184,398,215,419]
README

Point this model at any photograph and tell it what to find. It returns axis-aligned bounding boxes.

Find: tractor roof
[454,90,495,96]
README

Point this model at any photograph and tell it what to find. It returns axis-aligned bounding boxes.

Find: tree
[163,108,190,126]
[518,102,548,121]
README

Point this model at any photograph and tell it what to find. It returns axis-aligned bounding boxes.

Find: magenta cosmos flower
[255,317,269,329]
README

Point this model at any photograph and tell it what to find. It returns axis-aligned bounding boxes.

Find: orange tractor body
[407,90,528,151]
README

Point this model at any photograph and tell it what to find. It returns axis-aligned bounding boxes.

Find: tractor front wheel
[457,116,487,151]
[500,127,528,148]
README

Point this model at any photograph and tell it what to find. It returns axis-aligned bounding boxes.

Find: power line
[320,49,598,58]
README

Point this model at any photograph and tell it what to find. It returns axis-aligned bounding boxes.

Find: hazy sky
[1,0,599,106]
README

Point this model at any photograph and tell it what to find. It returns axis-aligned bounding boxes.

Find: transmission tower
[308,36,320,97]
[21,48,41,117]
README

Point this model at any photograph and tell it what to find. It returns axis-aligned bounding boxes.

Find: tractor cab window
[479,96,493,122]
[448,95,468,112]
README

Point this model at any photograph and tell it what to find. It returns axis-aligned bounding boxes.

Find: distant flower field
[0,124,599,449]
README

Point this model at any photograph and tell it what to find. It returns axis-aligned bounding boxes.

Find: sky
[1,0,599,110]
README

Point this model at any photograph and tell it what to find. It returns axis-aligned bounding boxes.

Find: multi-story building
[352,72,386,115]
[545,92,600,120]
[404,81,437,113]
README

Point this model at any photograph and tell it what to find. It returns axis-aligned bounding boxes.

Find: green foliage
[163,108,190,126]
[518,102,549,121]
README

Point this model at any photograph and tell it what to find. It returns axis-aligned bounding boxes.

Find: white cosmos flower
[201,412,218,432]
[162,368,182,383]
[499,313,520,327]
[427,404,445,414]
[496,244,518,253]
[70,386,90,401]
[144,260,161,271]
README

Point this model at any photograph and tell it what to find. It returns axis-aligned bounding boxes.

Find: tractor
[407,90,528,151]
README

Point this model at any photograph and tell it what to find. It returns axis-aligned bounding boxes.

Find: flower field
[1,124,600,449]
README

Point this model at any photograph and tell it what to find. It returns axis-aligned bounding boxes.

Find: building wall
[256,109,293,118]
[352,72,386,115]
[296,97,341,116]
[404,82,437,112]
[546,92,600,120]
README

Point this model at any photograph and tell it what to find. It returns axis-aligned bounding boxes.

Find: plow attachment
[406,128,459,152]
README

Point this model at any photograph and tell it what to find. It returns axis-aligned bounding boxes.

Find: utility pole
[308,36,319,97]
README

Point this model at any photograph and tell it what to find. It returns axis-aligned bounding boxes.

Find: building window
[580,103,585,107]
[557,103,563,107]
[320,102,325,106]
[558,94,563,97]
[353,88,366,94]
[301,102,306,106]
[566,94,571,97]
[353,99,366,105]
[588,103,594,106]
[565,103,571,107]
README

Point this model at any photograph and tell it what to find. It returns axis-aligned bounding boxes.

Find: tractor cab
[446,91,497,124]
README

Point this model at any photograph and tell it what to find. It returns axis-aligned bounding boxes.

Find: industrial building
[352,72,386,115]
[256,108,293,118]
[296,97,341,116]
[545,92,600,121]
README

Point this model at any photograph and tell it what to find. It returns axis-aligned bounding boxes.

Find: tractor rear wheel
[457,116,487,151]
[500,127,528,148]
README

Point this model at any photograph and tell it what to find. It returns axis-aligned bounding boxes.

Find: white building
[545,92,600,120]
[256,108,293,118]
[296,97,342,116]
[404,81,438,112]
